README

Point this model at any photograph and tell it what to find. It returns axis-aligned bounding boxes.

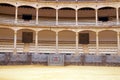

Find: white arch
[98,6,116,10]
[0,2,16,7]
[78,7,95,10]
[58,6,76,10]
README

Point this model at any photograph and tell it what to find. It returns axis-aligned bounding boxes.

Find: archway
[0,3,15,24]
[17,29,35,52]
[39,7,56,25]
[78,7,95,25]
[58,8,75,25]
[98,7,116,25]
[99,30,117,54]
[18,5,36,24]
[79,30,96,54]
[0,28,14,52]
[38,30,56,53]
[58,30,75,53]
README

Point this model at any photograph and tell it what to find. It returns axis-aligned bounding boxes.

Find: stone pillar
[35,31,38,53]
[36,8,39,24]
[96,32,99,54]
[116,8,119,25]
[56,9,58,25]
[76,10,78,25]
[56,32,58,54]
[117,32,120,54]
[95,9,98,25]
[14,30,17,54]
[15,6,18,23]
[76,32,79,54]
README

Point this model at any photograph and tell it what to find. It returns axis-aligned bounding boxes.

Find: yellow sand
[0,65,120,80]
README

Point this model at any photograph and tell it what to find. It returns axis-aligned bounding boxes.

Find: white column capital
[117,32,119,35]
[96,32,99,36]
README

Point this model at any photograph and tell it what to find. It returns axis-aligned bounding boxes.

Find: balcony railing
[0,14,118,27]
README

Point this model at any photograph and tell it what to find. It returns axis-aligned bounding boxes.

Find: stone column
[117,32,120,54]
[35,31,38,53]
[116,8,119,25]
[36,8,39,24]
[56,9,58,25]
[15,6,18,23]
[14,30,17,54]
[96,32,99,54]
[95,9,98,25]
[76,32,79,54]
[76,10,78,25]
[56,32,58,54]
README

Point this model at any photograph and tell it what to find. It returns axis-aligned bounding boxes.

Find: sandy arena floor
[0,65,120,80]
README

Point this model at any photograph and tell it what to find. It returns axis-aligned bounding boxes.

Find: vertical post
[76,10,78,25]
[35,31,38,53]
[95,9,98,26]
[14,30,17,54]
[116,8,119,25]
[15,6,18,23]
[96,32,99,54]
[56,9,58,25]
[56,32,58,54]
[76,32,79,54]
[117,32,120,54]
[36,8,39,24]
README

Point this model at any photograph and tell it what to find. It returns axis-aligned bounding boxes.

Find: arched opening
[0,3,15,24]
[18,5,36,25]
[79,30,96,54]
[38,7,56,25]
[17,29,35,52]
[99,30,117,54]
[38,30,56,53]
[98,7,116,25]
[78,7,95,25]
[0,28,14,52]
[58,30,75,53]
[58,8,75,25]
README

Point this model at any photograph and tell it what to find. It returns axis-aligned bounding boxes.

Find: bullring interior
[0,0,120,65]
